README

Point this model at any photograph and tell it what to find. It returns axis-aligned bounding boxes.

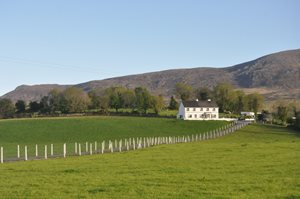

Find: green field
[0,123,299,198]
[0,116,228,158]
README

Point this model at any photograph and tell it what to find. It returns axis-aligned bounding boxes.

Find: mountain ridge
[2,49,300,102]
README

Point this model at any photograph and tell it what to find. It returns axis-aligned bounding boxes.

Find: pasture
[0,123,299,198]
[0,116,228,158]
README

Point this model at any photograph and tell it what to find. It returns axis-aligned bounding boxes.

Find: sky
[0,0,299,96]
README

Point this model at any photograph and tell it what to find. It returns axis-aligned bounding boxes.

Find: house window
[193,108,196,111]
[188,114,192,118]
[194,114,197,118]
[206,108,209,111]
[200,108,203,111]
[186,108,189,111]
[213,108,215,111]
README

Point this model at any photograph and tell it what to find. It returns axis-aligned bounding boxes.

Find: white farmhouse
[177,99,219,120]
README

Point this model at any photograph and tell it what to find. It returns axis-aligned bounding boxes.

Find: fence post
[35,144,38,157]
[101,141,105,154]
[1,147,3,164]
[25,146,28,161]
[79,143,81,156]
[119,140,122,152]
[95,141,97,153]
[90,143,93,155]
[63,143,66,158]
[133,138,136,150]
[45,145,47,159]
[51,144,53,156]
[111,141,114,153]
[17,145,20,158]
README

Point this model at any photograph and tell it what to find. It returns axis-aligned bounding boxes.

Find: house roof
[182,100,218,108]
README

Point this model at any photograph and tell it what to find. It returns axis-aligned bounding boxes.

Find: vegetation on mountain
[2,49,299,102]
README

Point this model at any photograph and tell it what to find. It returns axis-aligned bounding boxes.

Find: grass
[0,116,228,158]
[107,108,178,117]
[0,124,299,198]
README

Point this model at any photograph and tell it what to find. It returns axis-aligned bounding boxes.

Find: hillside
[0,124,299,198]
[2,49,300,102]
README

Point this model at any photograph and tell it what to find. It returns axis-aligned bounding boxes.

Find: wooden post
[133,138,136,150]
[1,147,3,164]
[90,143,93,155]
[35,144,38,157]
[79,143,82,156]
[25,146,28,161]
[86,142,88,152]
[44,145,47,159]
[111,141,114,153]
[119,140,122,152]
[51,144,53,156]
[17,145,20,158]
[101,141,105,154]
[63,143,66,158]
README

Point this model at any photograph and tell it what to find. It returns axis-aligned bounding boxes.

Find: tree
[175,82,193,101]
[213,83,235,112]
[295,112,300,130]
[234,90,246,113]
[29,101,40,113]
[88,90,102,110]
[48,89,63,113]
[151,95,164,114]
[15,100,26,113]
[134,87,151,114]
[0,98,15,118]
[62,87,90,113]
[246,93,264,115]
[277,105,288,125]
[39,96,51,114]
[195,87,212,100]
[105,87,125,112]
[169,96,178,110]
[122,89,136,110]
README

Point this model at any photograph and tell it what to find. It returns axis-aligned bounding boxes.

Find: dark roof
[182,100,218,108]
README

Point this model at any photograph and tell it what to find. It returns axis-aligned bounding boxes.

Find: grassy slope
[0,124,299,198]
[0,116,227,157]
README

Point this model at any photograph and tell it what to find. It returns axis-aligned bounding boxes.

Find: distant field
[0,124,299,198]
[0,116,227,158]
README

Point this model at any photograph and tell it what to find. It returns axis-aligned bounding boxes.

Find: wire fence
[0,121,250,164]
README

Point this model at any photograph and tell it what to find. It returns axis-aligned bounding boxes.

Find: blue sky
[0,0,299,96]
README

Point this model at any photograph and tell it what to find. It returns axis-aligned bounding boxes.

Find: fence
[0,121,249,164]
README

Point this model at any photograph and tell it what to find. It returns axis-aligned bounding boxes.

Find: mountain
[2,49,300,102]
[2,84,69,103]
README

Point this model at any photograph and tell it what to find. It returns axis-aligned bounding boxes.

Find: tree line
[175,82,264,114]
[0,86,167,118]
[0,82,265,118]
[0,82,299,129]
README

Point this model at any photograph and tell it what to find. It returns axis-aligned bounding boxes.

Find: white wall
[177,103,219,120]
